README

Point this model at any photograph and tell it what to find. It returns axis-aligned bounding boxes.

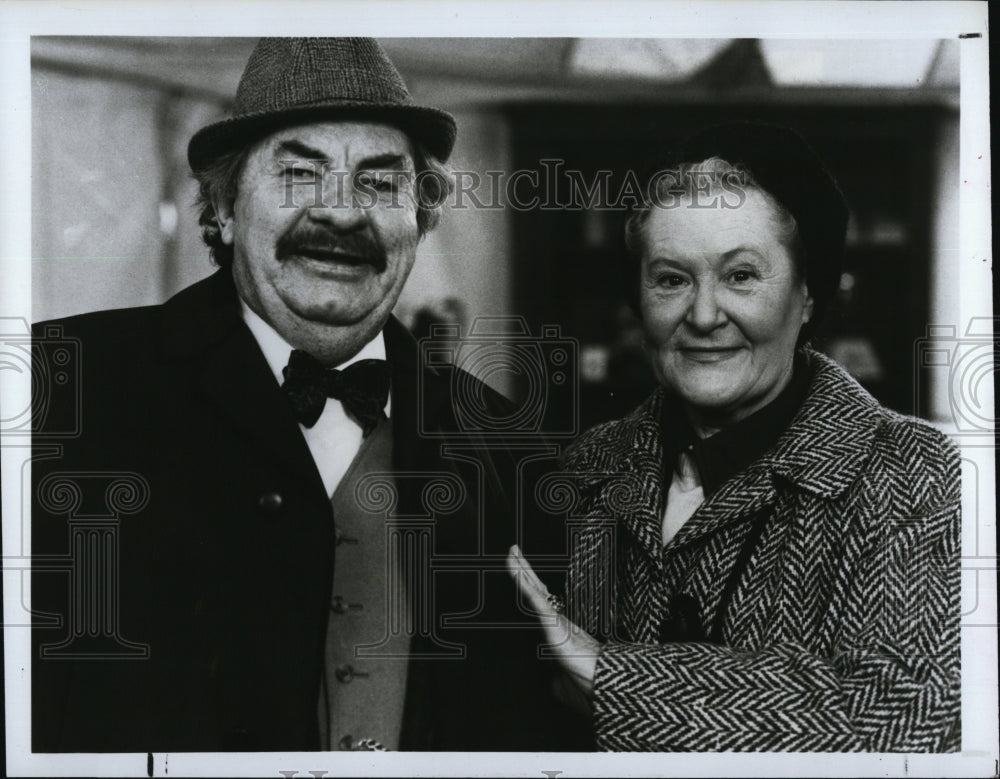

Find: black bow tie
[281,349,391,436]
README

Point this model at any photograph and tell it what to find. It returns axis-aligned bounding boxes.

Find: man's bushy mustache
[275,223,386,272]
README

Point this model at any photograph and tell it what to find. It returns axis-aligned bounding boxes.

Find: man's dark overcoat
[32,269,579,752]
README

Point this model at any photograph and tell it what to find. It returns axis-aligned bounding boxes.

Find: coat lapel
[383,314,437,471]
[384,316,500,553]
[157,270,327,502]
[667,351,884,553]
[568,391,668,569]
[383,316,459,750]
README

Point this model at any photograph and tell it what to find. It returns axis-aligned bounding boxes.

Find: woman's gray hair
[193,139,453,269]
[625,157,802,271]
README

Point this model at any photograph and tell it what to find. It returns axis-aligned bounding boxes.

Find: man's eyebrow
[273,142,410,171]
[355,153,410,170]
[274,139,329,162]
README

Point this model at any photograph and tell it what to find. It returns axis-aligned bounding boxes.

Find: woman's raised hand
[506,544,601,708]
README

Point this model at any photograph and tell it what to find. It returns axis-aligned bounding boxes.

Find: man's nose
[307,178,368,231]
[684,280,727,332]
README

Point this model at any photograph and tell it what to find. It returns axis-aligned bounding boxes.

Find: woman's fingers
[506,544,554,616]
[507,545,547,594]
[507,545,600,700]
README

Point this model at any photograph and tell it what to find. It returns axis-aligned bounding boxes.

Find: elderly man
[32,38,573,753]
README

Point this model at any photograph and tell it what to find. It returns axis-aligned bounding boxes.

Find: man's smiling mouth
[294,247,370,265]
[283,245,387,274]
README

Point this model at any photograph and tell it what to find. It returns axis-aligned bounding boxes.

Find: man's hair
[193,136,453,269]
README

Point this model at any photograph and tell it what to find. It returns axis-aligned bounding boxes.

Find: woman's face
[638,188,813,429]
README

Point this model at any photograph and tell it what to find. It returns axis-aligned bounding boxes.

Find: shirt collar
[660,353,810,497]
[240,301,390,409]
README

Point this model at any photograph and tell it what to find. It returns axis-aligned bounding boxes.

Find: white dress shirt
[241,302,391,498]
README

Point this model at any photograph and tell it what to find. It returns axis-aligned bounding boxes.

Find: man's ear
[215,201,235,246]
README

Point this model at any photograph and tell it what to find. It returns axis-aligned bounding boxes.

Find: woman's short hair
[193,137,453,269]
[621,122,849,345]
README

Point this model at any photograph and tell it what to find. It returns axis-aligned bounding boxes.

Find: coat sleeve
[589,488,961,752]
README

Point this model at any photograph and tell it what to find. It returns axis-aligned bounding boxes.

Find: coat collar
[569,350,884,561]
[761,350,883,497]
[158,268,245,361]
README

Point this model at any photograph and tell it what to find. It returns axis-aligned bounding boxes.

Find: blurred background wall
[31,37,960,429]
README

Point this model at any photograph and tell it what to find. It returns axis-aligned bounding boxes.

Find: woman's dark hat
[664,122,849,339]
[187,37,457,172]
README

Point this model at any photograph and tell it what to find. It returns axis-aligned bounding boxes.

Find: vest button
[334,663,368,683]
[258,491,283,512]
[331,596,348,614]
[335,664,354,683]
[338,734,354,750]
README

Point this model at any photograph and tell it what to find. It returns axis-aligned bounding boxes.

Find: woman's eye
[729,269,755,283]
[656,274,686,288]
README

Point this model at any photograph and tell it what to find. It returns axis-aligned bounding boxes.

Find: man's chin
[277,276,383,321]
[286,293,393,329]
[296,305,379,329]
[277,300,391,363]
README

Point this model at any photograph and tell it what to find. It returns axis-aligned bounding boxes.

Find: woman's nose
[685,281,726,332]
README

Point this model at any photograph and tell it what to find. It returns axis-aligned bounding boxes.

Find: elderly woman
[508,122,960,752]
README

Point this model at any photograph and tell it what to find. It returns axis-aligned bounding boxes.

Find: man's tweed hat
[187,37,457,172]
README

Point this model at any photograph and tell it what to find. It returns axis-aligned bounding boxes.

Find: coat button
[258,491,283,513]
[334,525,357,545]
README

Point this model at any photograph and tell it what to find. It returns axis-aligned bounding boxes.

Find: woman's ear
[801,283,815,325]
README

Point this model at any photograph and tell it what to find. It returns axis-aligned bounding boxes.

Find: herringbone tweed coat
[564,350,960,752]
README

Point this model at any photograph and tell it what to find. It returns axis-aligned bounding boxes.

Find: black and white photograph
[0,2,994,777]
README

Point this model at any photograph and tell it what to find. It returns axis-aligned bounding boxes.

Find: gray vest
[318,416,412,751]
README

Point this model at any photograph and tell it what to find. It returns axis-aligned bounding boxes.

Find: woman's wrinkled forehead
[640,187,798,266]
[640,159,800,256]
